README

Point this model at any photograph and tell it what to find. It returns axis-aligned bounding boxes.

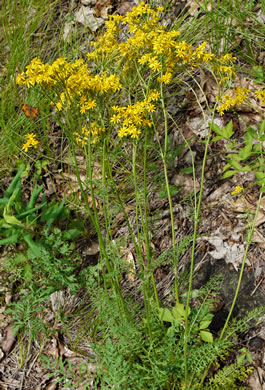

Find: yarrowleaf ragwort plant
[14,2,265,387]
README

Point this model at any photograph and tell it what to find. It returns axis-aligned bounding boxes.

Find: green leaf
[179,167,193,175]
[17,202,46,220]
[254,172,265,180]
[5,187,20,214]
[244,132,253,145]
[3,210,23,227]
[258,119,265,135]
[247,127,258,139]
[4,168,24,198]
[63,229,82,240]
[27,184,44,210]
[246,351,253,363]
[173,303,185,317]
[238,148,252,160]
[200,330,213,343]
[260,186,265,193]
[0,198,9,206]
[241,166,251,172]
[211,135,222,142]
[253,143,262,154]
[222,170,236,179]
[252,65,264,83]
[40,200,66,228]
[23,263,33,281]
[237,353,245,365]
[222,120,234,139]
[211,123,222,136]
[229,160,241,170]
[158,307,174,323]
[199,320,212,329]
[0,234,19,245]
[172,303,190,319]
[24,234,42,257]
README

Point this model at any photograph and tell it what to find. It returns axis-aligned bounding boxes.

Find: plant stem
[220,190,263,339]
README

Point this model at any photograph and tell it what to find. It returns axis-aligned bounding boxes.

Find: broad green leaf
[222,170,236,179]
[211,135,222,143]
[241,166,251,172]
[229,160,241,170]
[158,308,174,323]
[200,330,213,343]
[254,172,265,180]
[222,120,234,139]
[173,303,190,319]
[244,132,253,145]
[199,320,212,329]
[238,149,252,160]
[226,153,241,161]
[173,303,185,317]
[3,212,23,227]
[202,313,214,322]
[211,123,222,136]
[260,186,265,193]
[247,127,258,139]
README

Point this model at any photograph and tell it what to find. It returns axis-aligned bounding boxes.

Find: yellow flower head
[22,133,39,152]
[231,186,243,195]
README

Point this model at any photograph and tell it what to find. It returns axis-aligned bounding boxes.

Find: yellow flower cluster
[231,186,243,195]
[86,2,220,84]
[111,90,160,138]
[255,89,265,104]
[74,123,105,145]
[217,88,251,116]
[16,58,121,114]
[22,133,39,152]
[215,53,237,82]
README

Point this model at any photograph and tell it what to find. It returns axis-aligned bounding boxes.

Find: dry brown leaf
[124,250,136,281]
[229,196,265,227]
[252,229,265,249]
[247,367,265,390]
[95,0,113,18]
[44,383,58,390]
[186,0,211,16]
[116,1,136,15]
[185,112,223,138]
[200,68,220,104]
[82,240,100,255]
[0,347,4,361]
[171,173,200,195]
[199,226,251,271]
[1,325,16,354]
[74,6,105,31]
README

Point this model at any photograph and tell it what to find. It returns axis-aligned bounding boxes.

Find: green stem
[220,190,263,339]
[143,129,160,310]
[158,81,179,303]
[132,142,152,338]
